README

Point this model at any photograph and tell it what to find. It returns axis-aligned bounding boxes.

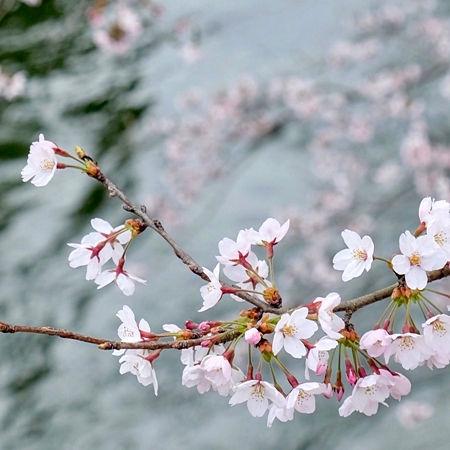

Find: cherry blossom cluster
[21,135,450,427]
[20,134,146,296]
[67,217,147,296]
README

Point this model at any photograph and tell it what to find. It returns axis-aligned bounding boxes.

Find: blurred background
[1,0,450,448]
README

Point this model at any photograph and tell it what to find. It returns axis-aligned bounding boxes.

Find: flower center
[409,252,421,266]
[40,159,55,171]
[351,249,367,261]
[251,383,265,401]
[281,324,297,337]
[433,319,447,337]
[434,232,447,246]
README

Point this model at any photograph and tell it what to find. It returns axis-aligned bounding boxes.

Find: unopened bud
[263,287,282,307]
[125,219,146,237]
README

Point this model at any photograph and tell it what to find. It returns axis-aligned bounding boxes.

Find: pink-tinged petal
[342,259,365,281]
[361,235,374,256]
[392,254,411,275]
[405,266,427,290]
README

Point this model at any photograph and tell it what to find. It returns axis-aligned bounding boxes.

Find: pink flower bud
[245,328,262,345]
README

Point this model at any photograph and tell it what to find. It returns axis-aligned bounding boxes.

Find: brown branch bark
[0,321,241,351]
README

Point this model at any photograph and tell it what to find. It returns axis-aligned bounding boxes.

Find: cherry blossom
[359,329,392,357]
[391,231,447,290]
[199,264,223,312]
[396,401,434,429]
[241,218,290,247]
[426,216,450,260]
[338,374,391,417]
[378,369,411,400]
[286,382,327,414]
[313,292,345,339]
[119,350,158,393]
[418,197,450,226]
[273,308,318,358]
[422,314,450,354]
[0,66,26,101]
[112,305,152,358]
[332,229,374,281]
[216,232,251,266]
[229,379,286,417]
[267,404,294,427]
[384,333,433,370]
[223,251,269,287]
[95,258,147,296]
[91,3,142,54]
[200,355,232,388]
[21,134,58,187]
[68,219,131,280]
[305,337,338,379]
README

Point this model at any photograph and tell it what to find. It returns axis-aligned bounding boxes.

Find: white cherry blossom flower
[21,134,58,187]
[426,216,450,260]
[286,382,327,414]
[313,292,345,339]
[391,231,447,290]
[112,306,151,356]
[68,218,131,280]
[200,355,232,388]
[119,350,158,394]
[241,218,290,247]
[216,232,251,266]
[273,308,318,358]
[223,251,269,287]
[267,403,294,427]
[359,329,392,357]
[422,314,450,354]
[199,264,223,312]
[384,333,433,370]
[339,374,391,417]
[418,197,450,226]
[229,380,286,417]
[95,260,147,296]
[424,351,450,369]
[117,306,150,340]
[333,230,374,281]
[305,337,338,379]
[378,369,411,400]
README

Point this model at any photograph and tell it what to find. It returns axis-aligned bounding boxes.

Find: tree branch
[0,321,241,351]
